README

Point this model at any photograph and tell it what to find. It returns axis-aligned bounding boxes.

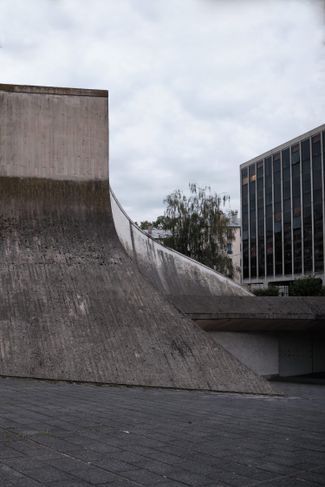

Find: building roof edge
[240,123,325,168]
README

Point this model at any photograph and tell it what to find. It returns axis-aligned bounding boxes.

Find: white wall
[211,332,279,376]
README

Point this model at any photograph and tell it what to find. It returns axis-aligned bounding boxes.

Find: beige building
[227,212,241,283]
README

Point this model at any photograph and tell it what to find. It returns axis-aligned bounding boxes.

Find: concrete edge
[0,83,108,98]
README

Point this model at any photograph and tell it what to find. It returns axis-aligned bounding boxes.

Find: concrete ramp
[111,189,251,297]
[0,84,272,394]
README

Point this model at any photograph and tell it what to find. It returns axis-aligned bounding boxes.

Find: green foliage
[252,286,279,296]
[288,276,325,296]
[139,220,153,230]
[139,215,169,231]
[158,183,234,278]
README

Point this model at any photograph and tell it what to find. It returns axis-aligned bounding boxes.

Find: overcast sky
[1,0,324,221]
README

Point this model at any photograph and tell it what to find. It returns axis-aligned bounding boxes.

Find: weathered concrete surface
[110,191,325,333]
[170,296,325,331]
[111,189,251,297]
[0,83,271,394]
[0,84,108,180]
[0,178,271,393]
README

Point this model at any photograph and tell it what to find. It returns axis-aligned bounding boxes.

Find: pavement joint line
[0,430,182,487]
[0,462,44,485]
[0,375,283,397]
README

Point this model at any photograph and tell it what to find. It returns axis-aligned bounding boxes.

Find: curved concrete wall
[0,83,270,395]
[110,188,251,297]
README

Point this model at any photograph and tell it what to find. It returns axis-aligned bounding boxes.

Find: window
[273,153,282,275]
[249,164,257,278]
[241,168,249,278]
[291,144,301,274]
[312,134,324,272]
[265,157,273,276]
[302,139,312,273]
[282,148,292,274]
[257,160,265,277]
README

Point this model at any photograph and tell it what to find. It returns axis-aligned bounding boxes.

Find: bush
[252,286,279,296]
[289,276,325,296]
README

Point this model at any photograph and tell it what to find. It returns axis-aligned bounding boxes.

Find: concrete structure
[0,84,108,181]
[170,295,325,377]
[111,186,325,378]
[111,190,250,297]
[169,295,325,377]
[213,331,325,377]
[0,83,271,394]
[240,124,325,289]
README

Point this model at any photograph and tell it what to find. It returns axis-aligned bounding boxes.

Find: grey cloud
[0,0,324,221]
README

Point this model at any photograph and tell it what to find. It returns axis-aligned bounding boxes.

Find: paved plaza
[0,378,324,487]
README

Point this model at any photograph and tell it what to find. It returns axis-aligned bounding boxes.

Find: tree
[289,276,325,296]
[252,286,279,296]
[157,183,235,278]
[139,216,167,231]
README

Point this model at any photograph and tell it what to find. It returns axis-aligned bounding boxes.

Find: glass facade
[249,164,257,278]
[282,148,292,275]
[312,134,323,272]
[257,161,264,277]
[242,168,249,279]
[241,127,325,283]
[273,152,282,275]
[265,157,273,276]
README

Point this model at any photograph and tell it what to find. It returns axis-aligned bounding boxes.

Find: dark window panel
[323,131,325,197]
[263,157,274,276]
[258,241,265,276]
[282,148,290,168]
[242,168,248,186]
[301,139,310,162]
[312,135,324,272]
[256,162,265,278]
[293,228,302,274]
[282,148,292,275]
[312,134,321,156]
[243,239,249,279]
[257,160,263,177]
[291,144,300,165]
[265,157,272,176]
[302,138,312,273]
[273,154,280,174]
[273,152,282,276]
[291,144,302,274]
[251,239,256,278]
[249,164,257,280]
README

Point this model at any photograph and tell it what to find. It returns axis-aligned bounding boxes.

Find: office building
[240,124,325,288]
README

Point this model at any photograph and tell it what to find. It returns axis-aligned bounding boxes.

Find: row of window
[241,131,325,280]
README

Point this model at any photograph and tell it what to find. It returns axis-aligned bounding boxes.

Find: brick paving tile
[0,378,324,486]
[67,466,120,484]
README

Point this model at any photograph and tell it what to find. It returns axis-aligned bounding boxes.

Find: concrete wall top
[0,83,108,181]
[0,83,108,98]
